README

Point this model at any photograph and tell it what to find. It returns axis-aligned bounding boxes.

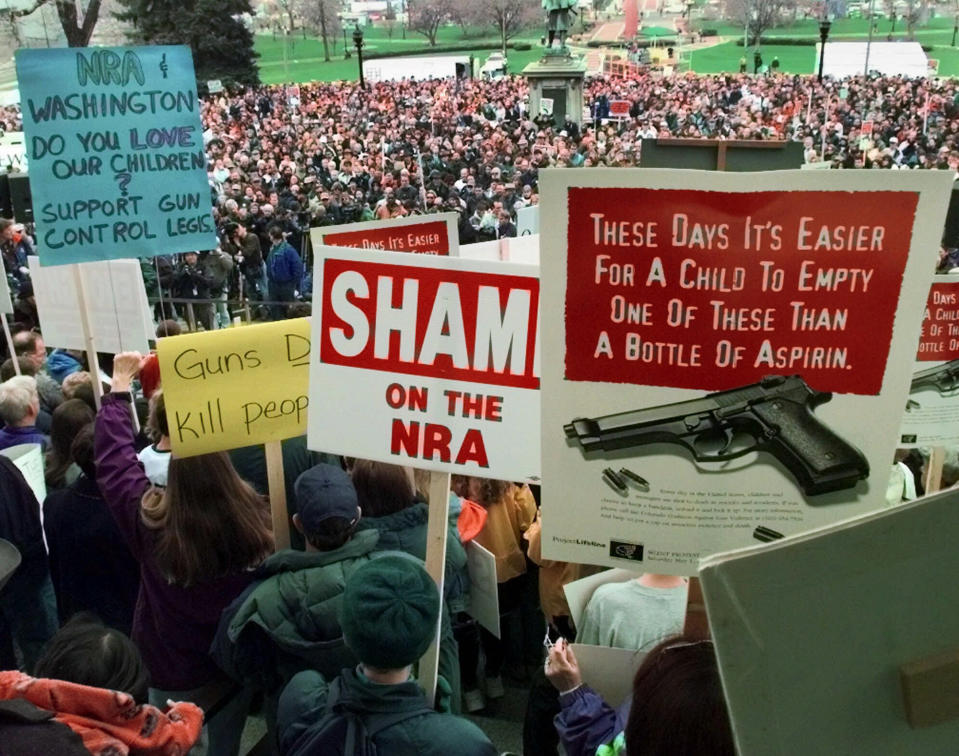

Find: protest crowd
[3,71,959,326]
[0,57,954,756]
[0,337,722,756]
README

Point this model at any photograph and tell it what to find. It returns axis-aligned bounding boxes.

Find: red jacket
[0,671,203,755]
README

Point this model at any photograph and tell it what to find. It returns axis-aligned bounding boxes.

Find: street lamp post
[353,24,366,89]
[863,0,876,75]
[817,17,831,83]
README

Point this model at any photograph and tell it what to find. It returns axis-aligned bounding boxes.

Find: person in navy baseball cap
[293,463,362,551]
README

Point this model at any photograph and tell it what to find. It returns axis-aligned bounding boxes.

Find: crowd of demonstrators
[16,67,953,753]
[199,72,959,248]
[0,105,22,134]
[195,71,957,321]
[1,70,958,329]
[585,73,959,171]
[0,340,736,755]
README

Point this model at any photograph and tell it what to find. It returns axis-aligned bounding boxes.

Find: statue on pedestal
[543,0,576,54]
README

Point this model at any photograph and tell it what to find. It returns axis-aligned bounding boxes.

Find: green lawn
[700,15,957,41]
[255,16,959,85]
[689,40,959,76]
[689,41,817,74]
[255,26,546,85]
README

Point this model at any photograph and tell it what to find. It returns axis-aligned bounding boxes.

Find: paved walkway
[591,21,626,43]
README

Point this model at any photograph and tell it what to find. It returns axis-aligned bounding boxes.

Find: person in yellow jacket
[452,477,537,705]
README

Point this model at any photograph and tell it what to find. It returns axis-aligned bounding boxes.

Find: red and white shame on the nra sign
[308,244,541,481]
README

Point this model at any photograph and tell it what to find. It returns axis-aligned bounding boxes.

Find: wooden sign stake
[418,470,451,705]
[265,440,291,551]
[72,264,102,410]
[923,446,945,495]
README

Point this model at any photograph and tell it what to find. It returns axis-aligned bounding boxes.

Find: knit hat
[294,464,359,533]
[339,555,439,669]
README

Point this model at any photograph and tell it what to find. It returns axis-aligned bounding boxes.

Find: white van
[481,52,509,79]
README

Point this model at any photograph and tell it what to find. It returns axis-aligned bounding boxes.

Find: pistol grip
[751,398,869,496]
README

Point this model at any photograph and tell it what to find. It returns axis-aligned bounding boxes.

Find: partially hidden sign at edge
[157,319,310,457]
[313,213,460,256]
[899,276,959,447]
[16,46,216,265]
[308,245,540,481]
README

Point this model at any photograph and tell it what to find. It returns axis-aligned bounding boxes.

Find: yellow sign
[157,318,310,457]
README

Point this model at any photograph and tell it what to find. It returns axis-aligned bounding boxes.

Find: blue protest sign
[16,46,216,266]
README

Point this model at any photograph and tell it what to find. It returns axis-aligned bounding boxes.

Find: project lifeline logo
[551,536,604,549]
[609,540,645,563]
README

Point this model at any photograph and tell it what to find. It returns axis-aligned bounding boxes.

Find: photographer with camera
[224,223,267,306]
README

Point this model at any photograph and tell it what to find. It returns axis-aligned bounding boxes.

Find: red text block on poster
[319,259,540,390]
[917,281,959,361]
[565,188,919,395]
[323,219,452,255]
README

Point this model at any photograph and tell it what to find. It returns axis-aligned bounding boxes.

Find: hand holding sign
[545,639,582,694]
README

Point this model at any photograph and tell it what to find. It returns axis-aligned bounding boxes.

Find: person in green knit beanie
[277,555,497,755]
[339,553,440,669]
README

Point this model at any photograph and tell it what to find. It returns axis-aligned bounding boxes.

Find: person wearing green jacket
[277,556,497,756]
[351,460,468,713]
[211,464,380,744]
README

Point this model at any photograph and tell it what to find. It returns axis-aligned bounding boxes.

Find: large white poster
[29,258,153,353]
[540,168,951,574]
[308,245,540,481]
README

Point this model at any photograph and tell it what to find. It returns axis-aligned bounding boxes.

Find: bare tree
[883,0,898,33]
[384,0,397,40]
[448,0,483,38]
[0,0,48,23]
[901,0,928,40]
[0,0,47,47]
[54,0,102,46]
[266,0,299,35]
[408,0,450,46]
[486,0,538,54]
[298,0,341,61]
[1,1,104,47]
[724,0,787,46]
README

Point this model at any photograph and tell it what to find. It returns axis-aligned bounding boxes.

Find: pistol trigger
[717,427,734,455]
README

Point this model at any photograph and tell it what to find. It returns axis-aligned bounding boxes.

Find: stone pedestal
[523,53,587,128]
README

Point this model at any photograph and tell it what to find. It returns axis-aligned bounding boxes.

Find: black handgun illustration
[907,358,959,410]
[564,375,869,497]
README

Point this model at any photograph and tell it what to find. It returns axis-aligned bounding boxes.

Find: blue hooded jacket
[46,351,82,384]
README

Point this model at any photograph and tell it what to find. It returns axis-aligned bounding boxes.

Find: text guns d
[909,358,959,395]
[563,375,869,497]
